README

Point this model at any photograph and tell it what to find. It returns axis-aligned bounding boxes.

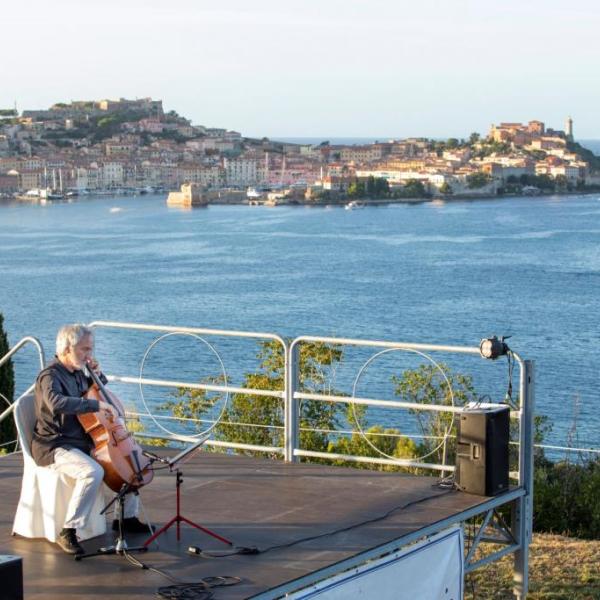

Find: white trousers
[53,447,139,530]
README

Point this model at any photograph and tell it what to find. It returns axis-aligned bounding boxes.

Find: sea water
[0,193,599,451]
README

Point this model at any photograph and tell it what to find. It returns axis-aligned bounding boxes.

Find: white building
[224,157,259,186]
[100,162,124,187]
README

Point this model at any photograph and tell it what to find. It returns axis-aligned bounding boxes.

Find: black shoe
[57,528,84,555]
[112,517,152,534]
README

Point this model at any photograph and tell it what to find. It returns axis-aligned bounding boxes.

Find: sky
[2,0,599,139]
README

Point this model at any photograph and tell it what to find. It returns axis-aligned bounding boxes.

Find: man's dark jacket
[31,359,102,467]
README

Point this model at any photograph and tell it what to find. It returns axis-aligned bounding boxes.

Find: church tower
[565,116,573,141]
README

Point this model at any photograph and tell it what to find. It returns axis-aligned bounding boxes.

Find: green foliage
[347,180,365,198]
[329,425,418,471]
[392,363,478,464]
[163,375,225,425]
[466,171,491,189]
[90,110,148,142]
[554,174,570,190]
[511,173,555,191]
[468,132,480,145]
[126,414,168,447]
[534,456,600,539]
[473,140,511,158]
[366,176,389,197]
[398,179,428,198]
[567,141,600,171]
[439,182,453,195]
[0,313,15,448]
[347,176,391,199]
[164,341,346,458]
[523,148,547,161]
[152,129,190,144]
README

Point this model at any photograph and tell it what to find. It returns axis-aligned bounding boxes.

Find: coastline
[2,188,599,207]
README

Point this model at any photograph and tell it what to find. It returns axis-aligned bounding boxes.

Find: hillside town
[0,97,597,204]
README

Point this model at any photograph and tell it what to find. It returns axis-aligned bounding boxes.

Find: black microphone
[142,450,169,464]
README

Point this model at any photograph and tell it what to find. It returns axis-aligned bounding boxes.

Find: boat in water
[14,187,63,202]
[345,200,366,210]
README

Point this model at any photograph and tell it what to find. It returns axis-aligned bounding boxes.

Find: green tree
[466,171,491,189]
[402,179,427,198]
[329,426,418,471]
[566,141,600,171]
[392,364,478,465]
[468,132,481,145]
[439,182,453,195]
[347,179,366,198]
[0,313,15,450]
[534,456,600,539]
[374,177,390,197]
[366,175,376,197]
[165,341,345,458]
[554,174,568,190]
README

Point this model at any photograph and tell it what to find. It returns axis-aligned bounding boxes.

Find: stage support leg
[513,360,535,600]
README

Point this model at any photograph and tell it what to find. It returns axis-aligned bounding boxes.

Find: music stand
[142,433,233,548]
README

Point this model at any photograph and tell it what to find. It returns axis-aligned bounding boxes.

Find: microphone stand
[76,482,149,561]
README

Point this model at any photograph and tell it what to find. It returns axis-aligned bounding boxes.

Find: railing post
[0,337,46,427]
[0,336,45,371]
[513,359,535,600]
[285,342,300,462]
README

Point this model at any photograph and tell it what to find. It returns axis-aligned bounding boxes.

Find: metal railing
[0,322,535,598]
[87,320,288,455]
[0,336,45,430]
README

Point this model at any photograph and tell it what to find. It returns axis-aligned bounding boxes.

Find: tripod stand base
[143,514,232,547]
[143,468,233,548]
[76,542,148,561]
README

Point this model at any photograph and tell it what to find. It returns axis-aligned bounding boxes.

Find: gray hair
[56,324,94,355]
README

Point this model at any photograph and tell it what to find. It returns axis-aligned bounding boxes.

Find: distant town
[0,97,598,205]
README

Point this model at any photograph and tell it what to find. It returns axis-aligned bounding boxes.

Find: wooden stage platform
[1,449,495,599]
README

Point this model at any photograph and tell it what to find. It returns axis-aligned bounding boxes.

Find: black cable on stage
[189,487,455,558]
[118,481,455,597]
[118,543,241,599]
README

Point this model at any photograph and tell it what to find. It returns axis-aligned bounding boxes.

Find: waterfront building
[166,182,207,206]
[100,162,125,187]
[18,170,43,190]
[224,157,259,186]
[0,171,18,192]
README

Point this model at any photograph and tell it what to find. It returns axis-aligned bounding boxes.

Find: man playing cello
[32,324,151,555]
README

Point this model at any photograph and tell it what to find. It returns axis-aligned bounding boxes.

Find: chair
[12,392,106,543]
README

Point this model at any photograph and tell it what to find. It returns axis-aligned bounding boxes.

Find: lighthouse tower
[565,116,573,141]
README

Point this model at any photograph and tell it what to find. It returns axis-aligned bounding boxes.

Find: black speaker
[456,405,510,496]
[0,555,23,600]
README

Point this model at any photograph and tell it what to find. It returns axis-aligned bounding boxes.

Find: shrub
[533,455,600,539]
[0,313,15,450]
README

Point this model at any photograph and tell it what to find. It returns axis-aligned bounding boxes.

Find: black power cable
[189,487,455,558]
[119,544,241,600]
[120,485,455,597]
[155,576,241,600]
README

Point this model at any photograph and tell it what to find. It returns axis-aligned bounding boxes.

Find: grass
[465,533,600,599]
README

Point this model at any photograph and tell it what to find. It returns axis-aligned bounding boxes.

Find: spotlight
[479,336,510,360]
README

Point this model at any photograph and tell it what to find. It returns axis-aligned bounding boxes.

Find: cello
[78,365,154,492]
